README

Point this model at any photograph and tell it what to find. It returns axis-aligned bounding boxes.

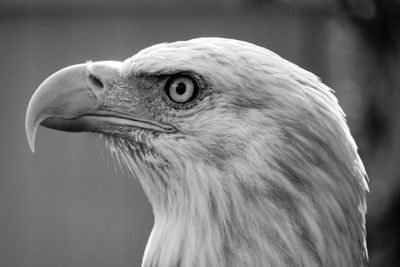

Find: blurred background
[1,0,399,266]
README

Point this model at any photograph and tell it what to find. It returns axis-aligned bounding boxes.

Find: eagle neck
[141,163,230,267]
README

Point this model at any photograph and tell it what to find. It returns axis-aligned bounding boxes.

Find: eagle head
[25,38,368,267]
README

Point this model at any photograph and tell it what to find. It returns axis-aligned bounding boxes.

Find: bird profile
[25,38,368,267]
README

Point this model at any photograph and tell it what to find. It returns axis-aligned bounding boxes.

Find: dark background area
[0,0,399,266]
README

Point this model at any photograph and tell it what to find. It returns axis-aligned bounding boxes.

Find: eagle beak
[25,61,175,153]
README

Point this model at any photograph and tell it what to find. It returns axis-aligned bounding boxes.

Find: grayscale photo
[1,0,399,266]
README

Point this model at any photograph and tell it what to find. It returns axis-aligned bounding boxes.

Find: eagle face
[27,38,291,170]
[26,38,368,267]
[106,38,304,167]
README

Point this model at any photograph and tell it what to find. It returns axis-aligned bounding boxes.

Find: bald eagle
[25,38,368,267]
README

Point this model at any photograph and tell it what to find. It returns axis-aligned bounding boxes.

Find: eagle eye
[164,75,199,107]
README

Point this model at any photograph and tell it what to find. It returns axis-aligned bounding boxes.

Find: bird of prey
[25,38,368,267]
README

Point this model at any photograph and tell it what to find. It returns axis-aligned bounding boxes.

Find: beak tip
[26,124,37,154]
[28,139,36,154]
[25,108,38,154]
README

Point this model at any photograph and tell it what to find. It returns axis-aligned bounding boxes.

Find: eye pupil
[176,83,186,95]
[164,75,199,107]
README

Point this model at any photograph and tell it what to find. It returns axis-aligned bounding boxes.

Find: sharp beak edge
[25,61,122,153]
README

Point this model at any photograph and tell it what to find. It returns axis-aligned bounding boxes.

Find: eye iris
[166,76,197,104]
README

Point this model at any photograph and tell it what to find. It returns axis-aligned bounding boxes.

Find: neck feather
[103,109,368,267]
[142,152,365,267]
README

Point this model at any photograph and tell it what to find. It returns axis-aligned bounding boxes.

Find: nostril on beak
[88,74,104,90]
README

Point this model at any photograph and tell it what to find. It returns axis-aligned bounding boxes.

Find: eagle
[25,38,368,267]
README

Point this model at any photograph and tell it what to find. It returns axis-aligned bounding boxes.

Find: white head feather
[103,38,369,267]
[26,37,368,267]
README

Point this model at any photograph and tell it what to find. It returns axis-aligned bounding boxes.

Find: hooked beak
[25,61,175,153]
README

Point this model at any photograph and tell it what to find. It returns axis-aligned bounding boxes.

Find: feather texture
[100,38,369,267]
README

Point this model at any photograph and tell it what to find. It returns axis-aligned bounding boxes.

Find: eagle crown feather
[101,38,368,267]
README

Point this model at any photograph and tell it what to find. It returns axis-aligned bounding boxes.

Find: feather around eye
[164,75,200,109]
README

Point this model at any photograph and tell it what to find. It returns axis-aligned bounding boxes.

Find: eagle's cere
[25,38,368,267]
